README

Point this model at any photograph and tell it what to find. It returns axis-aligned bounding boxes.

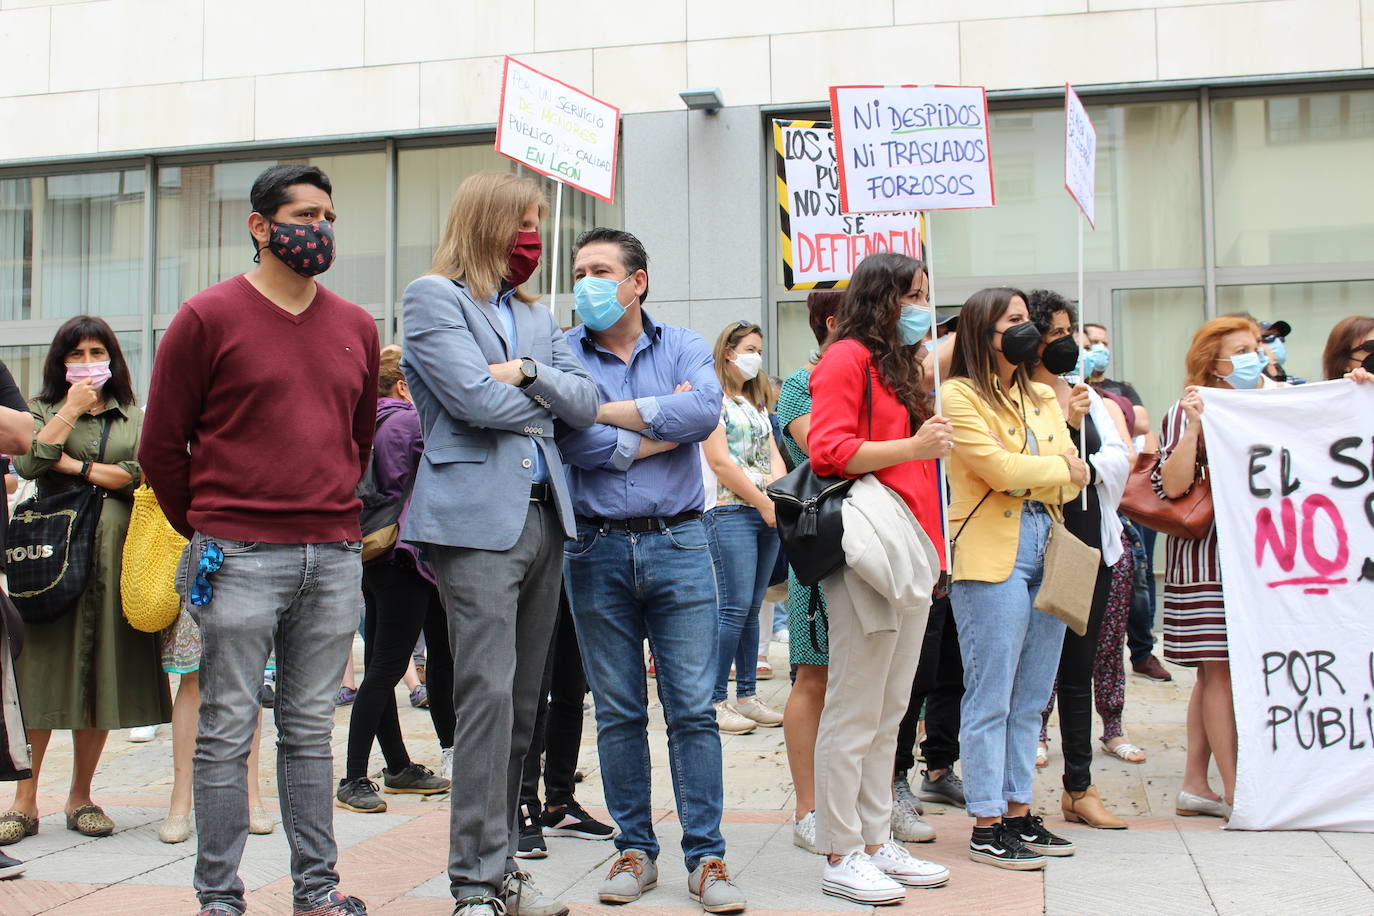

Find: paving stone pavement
[1,635,1371,914]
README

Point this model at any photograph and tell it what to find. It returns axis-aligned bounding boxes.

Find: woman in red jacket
[807,252,952,905]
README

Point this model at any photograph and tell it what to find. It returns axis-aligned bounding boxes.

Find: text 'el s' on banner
[496,57,620,203]
[773,120,924,290]
[828,85,995,215]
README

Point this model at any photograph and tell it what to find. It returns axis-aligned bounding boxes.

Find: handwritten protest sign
[773,120,924,289]
[496,57,619,203]
[1201,380,1374,831]
[1064,85,1096,228]
[828,85,994,215]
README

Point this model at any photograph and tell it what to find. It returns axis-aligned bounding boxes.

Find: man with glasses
[141,164,378,916]
[556,228,746,913]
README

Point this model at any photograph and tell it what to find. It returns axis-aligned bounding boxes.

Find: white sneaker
[821,851,905,905]
[129,725,158,743]
[731,696,783,727]
[891,804,936,843]
[439,746,455,777]
[792,810,819,854]
[715,702,757,735]
[870,839,950,888]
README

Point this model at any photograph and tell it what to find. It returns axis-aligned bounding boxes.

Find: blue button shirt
[493,289,548,483]
[557,313,723,519]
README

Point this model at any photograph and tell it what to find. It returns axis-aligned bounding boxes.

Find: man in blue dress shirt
[557,228,746,913]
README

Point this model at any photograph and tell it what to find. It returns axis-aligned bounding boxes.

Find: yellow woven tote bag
[120,485,187,633]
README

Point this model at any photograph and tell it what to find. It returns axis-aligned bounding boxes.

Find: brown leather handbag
[1119,450,1214,539]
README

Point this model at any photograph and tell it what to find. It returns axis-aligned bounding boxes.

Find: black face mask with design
[257,218,336,277]
[998,320,1043,366]
[1040,333,1081,375]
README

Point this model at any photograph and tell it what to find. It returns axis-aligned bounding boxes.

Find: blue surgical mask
[898,304,933,347]
[1087,342,1110,374]
[573,274,633,332]
[1221,351,1264,389]
[1268,338,1287,366]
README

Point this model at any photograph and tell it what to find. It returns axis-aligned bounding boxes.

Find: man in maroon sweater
[140,165,378,916]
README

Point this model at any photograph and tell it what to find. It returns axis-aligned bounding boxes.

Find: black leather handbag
[766,371,872,588]
[5,418,111,624]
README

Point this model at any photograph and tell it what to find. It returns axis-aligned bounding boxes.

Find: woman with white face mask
[701,321,786,735]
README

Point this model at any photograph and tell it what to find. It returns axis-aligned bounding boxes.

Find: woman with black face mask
[941,288,1090,871]
[1025,290,1136,829]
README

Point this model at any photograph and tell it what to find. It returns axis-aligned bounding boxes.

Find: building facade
[1,0,1371,418]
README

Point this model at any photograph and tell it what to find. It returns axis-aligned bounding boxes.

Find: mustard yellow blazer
[941,377,1082,583]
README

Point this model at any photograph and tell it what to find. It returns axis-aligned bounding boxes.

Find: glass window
[936,99,1203,278]
[1212,90,1374,267]
[776,299,819,377]
[156,153,387,313]
[1112,286,1206,423]
[1215,280,1374,381]
[0,169,145,322]
[395,145,622,311]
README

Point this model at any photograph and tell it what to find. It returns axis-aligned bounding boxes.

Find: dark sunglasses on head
[190,540,225,607]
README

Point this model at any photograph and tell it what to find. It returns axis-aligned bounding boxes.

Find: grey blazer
[400,274,598,551]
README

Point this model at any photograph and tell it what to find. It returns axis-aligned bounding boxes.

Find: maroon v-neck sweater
[140,274,380,542]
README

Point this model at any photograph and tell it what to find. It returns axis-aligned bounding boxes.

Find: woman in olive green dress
[0,316,171,844]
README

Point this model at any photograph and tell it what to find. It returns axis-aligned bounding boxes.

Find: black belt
[530,481,554,503]
[576,510,701,533]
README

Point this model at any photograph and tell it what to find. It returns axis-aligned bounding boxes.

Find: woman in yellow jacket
[940,288,1088,871]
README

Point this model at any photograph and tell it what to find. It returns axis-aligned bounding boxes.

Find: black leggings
[1053,562,1113,793]
[348,557,455,780]
[519,590,587,811]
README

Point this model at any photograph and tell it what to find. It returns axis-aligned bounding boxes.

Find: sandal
[0,810,38,846]
[66,804,115,837]
[1036,742,1049,768]
[1101,738,1147,764]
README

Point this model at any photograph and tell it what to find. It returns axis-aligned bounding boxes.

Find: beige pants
[813,573,928,855]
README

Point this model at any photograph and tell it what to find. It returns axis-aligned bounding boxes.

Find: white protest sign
[1064,85,1097,228]
[1200,380,1374,831]
[828,85,994,214]
[497,57,620,203]
[773,120,923,289]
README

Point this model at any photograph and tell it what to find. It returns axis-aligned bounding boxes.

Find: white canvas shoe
[821,851,905,906]
[870,839,951,888]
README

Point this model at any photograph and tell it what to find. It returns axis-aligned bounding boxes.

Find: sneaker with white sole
[968,823,1046,870]
[714,701,756,735]
[439,746,454,777]
[893,772,923,816]
[599,849,657,904]
[821,851,905,906]
[890,804,936,843]
[869,840,950,888]
[540,800,616,840]
[688,856,746,913]
[1003,813,1076,856]
[129,725,158,743]
[731,696,783,727]
[792,810,818,854]
[918,768,965,807]
[501,870,568,916]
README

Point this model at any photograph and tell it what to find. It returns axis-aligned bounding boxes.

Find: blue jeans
[704,505,780,704]
[950,504,1066,819]
[564,518,725,871]
[186,534,362,913]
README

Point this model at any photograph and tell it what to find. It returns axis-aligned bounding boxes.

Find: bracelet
[54,413,76,430]
[80,460,93,480]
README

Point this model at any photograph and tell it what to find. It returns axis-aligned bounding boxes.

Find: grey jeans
[428,501,563,901]
[187,534,362,913]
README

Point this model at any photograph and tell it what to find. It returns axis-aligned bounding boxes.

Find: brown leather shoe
[1062,786,1127,829]
[1131,655,1172,681]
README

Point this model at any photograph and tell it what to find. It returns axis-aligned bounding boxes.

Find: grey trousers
[428,501,564,901]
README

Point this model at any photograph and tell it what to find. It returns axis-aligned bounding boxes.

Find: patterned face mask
[258,218,336,277]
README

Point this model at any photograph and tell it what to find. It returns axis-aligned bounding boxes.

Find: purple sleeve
[371,407,424,503]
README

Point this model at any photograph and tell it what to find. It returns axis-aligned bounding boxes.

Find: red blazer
[809,339,946,568]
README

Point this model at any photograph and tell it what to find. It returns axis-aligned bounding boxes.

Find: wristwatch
[517,357,538,388]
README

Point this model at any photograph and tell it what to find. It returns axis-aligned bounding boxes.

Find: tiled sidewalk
[2,641,1371,914]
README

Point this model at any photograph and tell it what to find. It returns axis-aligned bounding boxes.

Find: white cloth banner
[1201,380,1374,831]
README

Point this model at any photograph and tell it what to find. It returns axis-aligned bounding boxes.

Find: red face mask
[506,230,542,287]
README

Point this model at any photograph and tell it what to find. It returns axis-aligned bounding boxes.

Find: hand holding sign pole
[1064,84,1097,508]
[829,84,996,571]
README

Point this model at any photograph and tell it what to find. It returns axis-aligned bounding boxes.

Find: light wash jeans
[186,534,362,913]
[564,518,726,871]
[704,504,780,704]
[950,503,1066,818]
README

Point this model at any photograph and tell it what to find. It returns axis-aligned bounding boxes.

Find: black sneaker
[259,681,275,709]
[540,800,617,840]
[969,823,1046,870]
[515,804,547,859]
[0,850,25,879]
[1003,813,1076,856]
[336,777,387,814]
[381,763,450,796]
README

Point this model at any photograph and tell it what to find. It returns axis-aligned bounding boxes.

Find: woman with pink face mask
[1,316,170,847]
